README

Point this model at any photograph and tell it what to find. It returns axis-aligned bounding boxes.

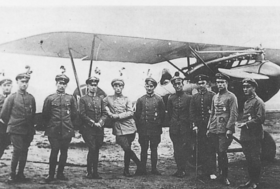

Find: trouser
[116,133,141,171]
[241,139,262,183]
[10,134,33,175]
[196,132,216,175]
[82,133,104,174]
[48,137,72,176]
[170,132,192,172]
[208,133,232,178]
[0,133,11,159]
[138,134,161,171]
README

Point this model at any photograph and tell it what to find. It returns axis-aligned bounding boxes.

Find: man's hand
[226,130,233,139]
[111,114,119,120]
[95,122,102,128]
[193,126,198,134]
[206,130,210,137]
[236,122,247,128]
[89,120,95,127]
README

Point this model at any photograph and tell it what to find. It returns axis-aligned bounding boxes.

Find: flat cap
[170,72,184,84]
[215,73,230,81]
[242,78,258,88]
[194,74,209,83]
[145,77,157,87]
[86,76,100,85]
[111,78,125,86]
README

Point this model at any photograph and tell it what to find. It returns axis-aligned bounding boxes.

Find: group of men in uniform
[0,66,265,189]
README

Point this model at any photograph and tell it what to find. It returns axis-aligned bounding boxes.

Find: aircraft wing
[0,31,253,64]
[218,68,269,79]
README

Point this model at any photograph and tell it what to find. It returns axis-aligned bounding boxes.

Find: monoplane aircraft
[0,31,278,161]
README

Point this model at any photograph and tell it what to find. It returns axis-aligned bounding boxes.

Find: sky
[1,1,280,111]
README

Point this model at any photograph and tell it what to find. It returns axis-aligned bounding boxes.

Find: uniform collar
[146,93,155,97]
[175,91,184,96]
[114,93,123,98]
[88,92,96,97]
[246,93,256,101]
[18,89,27,95]
[56,90,65,95]
[198,88,207,95]
[218,88,227,95]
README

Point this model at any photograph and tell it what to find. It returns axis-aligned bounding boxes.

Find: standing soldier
[0,66,36,183]
[189,74,216,179]
[238,78,264,189]
[135,77,165,175]
[79,76,107,179]
[167,72,192,178]
[0,75,13,159]
[103,78,143,177]
[207,73,238,186]
[43,67,77,182]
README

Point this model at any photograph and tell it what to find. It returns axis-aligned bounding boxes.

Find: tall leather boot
[85,150,93,179]
[45,158,56,183]
[151,149,160,175]
[219,152,230,186]
[140,150,147,175]
[17,150,29,181]
[92,149,102,179]
[123,151,132,177]
[57,152,68,181]
[7,150,20,183]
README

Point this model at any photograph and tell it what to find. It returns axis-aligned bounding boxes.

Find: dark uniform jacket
[167,91,192,135]
[208,89,238,134]
[240,94,265,141]
[135,93,165,135]
[79,93,107,136]
[0,91,36,135]
[190,89,215,134]
[0,94,7,133]
[103,94,136,136]
[42,92,77,139]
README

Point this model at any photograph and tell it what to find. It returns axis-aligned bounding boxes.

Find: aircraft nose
[259,61,280,77]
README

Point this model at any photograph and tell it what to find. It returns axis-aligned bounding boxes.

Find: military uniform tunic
[135,93,165,136]
[167,91,192,172]
[189,89,215,175]
[0,94,11,158]
[42,92,77,139]
[240,94,265,183]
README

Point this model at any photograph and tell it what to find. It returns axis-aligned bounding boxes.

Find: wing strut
[88,35,96,78]
[189,46,215,74]
[166,60,186,77]
[68,48,82,97]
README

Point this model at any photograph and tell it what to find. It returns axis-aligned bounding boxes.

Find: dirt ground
[0,112,280,189]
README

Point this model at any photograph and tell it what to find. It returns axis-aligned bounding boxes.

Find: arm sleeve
[189,96,196,124]
[226,95,238,132]
[0,95,14,124]
[118,98,134,119]
[70,96,78,122]
[207,97,215,129]
[98,99,108,127]
[42,97,51,124]
[134,98,142,126]
[159,97,166,125]
[166,96,172,123]
[246,100,265,127]
[79,98,91,125]
[32,97,36,126]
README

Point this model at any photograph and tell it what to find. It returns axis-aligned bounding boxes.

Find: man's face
[113,84,124,95]
[17,79,29,91]
[172,80,184,92]
[56,81,67,93]
[145,83,155,95]
[197,80,207,91]
[1,83,12,94]
[87,81,98,94]
[216,79,227,91]
[243,84,255,96]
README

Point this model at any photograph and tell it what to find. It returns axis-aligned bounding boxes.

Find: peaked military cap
[0,78,12,86]
[215,73,230,81]
[145,77,157,87]
[86,76,100,85]
[242,78,258,88]
[170,72,184,84]
[55,66,69,84]
[16,65,32,81]
[111,78,125,86]
[194,74,209,83]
